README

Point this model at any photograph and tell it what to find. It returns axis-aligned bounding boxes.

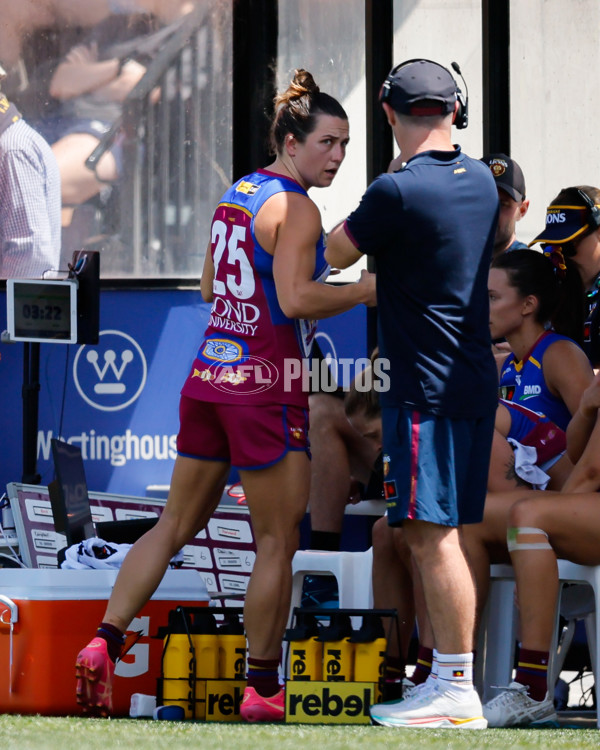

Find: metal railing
[85,5,228,279]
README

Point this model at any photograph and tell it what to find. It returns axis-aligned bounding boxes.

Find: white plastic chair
[289,548,374,620]
[478,561,600,726]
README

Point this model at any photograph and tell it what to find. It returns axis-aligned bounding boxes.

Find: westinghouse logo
[73,330,147,412]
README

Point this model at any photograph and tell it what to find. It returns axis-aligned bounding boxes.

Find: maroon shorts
[177,395,310,470]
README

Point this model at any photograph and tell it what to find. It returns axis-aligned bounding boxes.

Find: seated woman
[463,248,594,629]
[345,327,588,696]
[483,371,600,727]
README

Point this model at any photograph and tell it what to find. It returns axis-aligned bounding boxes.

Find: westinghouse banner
[0,289,366,497]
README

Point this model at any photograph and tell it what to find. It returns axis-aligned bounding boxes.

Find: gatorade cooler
[0,568,209,716]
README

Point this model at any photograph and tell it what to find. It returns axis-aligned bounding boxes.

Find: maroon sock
[96,622,125,663]
[246,657,280,697]
[515,647,550,701]
[408,645,433,685]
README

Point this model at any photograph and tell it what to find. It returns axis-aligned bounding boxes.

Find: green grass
[0,716,598,750]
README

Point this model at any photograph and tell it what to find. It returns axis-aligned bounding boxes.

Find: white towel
[60,537,184,569]
[508,438,551,490]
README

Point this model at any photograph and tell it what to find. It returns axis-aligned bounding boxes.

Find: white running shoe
[483,682,558,727]
[402,676,435,700]
[370,682,487,729]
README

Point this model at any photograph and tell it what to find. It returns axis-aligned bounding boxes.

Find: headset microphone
[450,61,468,130]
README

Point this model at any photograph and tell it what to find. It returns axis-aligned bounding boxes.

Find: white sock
[436,652,474,691]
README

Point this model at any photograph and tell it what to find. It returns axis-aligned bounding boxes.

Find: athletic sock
[408,645,433,685]
[436,651,474,691]
[96,622,125,663]
[310,531,341,551]
[247,657,280,697]
[515,647,550,701]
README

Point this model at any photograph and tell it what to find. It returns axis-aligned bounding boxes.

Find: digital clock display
[7,279,78,343]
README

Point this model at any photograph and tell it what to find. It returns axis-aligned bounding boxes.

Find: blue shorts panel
[382,407,494,527]
[176,395,310,470]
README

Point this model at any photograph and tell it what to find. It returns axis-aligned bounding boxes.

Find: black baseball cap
[381,59,457,116]
[481,154,526,202]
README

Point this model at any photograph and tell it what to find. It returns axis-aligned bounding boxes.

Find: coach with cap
[326,58,498,729]
[481,153,530,258]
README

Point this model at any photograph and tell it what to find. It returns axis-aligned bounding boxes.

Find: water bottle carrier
[155,605,246,721]
[283,606,400,724]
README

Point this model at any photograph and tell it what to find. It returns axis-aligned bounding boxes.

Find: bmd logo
[73,330,148,412]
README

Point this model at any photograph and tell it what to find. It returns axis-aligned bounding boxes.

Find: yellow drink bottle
[162,611,195,718]
[191,612,219,679]
[320,612,354,682]
[218,612,247,680]
[351,613,387,683]
[285,611,323,681]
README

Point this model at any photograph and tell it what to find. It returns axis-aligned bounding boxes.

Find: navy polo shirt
[345,146,499,419]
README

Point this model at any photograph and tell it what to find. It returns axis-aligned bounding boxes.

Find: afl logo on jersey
[202,338,243,363]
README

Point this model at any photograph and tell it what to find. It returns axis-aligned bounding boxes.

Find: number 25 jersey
[181,168,328,407]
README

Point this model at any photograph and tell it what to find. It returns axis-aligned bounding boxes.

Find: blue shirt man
[326,58,498,730]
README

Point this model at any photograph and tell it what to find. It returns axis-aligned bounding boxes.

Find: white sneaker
[483,682,557,727]
[402,675,435,700]
[402,677,418,699]
[370,683,487,729]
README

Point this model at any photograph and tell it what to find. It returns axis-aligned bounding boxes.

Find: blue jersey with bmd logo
[499,330,572,430]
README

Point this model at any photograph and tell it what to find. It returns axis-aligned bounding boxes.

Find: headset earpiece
[379,78,392,104]
[577,188,600,230]
[450,62,468,130]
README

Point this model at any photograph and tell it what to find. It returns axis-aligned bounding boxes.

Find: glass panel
[392,0,484,161]
[277,0,367,275]
[1,0,232,280]
[510,0,600,244]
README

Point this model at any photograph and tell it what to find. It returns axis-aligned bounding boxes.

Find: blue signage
[0,289,366,498]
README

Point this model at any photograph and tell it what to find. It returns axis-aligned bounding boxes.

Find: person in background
[528,185,600,371]
[480,153,530,259]
[483,370,600,726]
[0,64,61,278]
[463,248,593,645]
[74,68,375,722]
[326,58,499,729]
